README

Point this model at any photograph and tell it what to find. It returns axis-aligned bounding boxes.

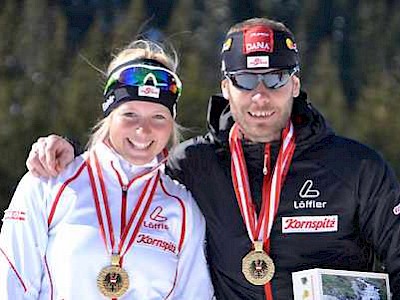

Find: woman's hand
[26,135,75,177]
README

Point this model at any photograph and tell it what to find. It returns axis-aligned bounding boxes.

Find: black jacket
[166,92,400,299]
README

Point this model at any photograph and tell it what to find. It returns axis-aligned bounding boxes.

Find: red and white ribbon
[86,150,161,263]
[229,121,296,246]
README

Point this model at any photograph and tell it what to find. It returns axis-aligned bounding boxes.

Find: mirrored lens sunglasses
[225,67,299,91]
[104,64,182,96]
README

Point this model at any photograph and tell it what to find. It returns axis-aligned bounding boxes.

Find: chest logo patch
[282,215,338,233]
[150,206,168,222]
[3,210,26,222]
[136,234,176,254]
[299,180,320,199]
[143,206,169,231]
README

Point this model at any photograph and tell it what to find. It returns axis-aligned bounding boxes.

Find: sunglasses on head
[104,64,182,96]
[224,67,299,91]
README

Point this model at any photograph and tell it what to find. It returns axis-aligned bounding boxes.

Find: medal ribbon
[86,150,161,263]
[229,121,296,245]
[230,122,295,299]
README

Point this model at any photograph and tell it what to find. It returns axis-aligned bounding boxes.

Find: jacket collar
[91,142,163,182]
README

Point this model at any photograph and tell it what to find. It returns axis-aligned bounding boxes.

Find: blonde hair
[87,39,183,151]
[108,39,179,74]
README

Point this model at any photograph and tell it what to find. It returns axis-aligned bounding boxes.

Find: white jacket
[0,143,214,299]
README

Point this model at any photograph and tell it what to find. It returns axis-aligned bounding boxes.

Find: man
[25,18,400,299]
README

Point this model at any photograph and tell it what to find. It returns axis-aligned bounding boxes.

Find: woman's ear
[221,78,230,100]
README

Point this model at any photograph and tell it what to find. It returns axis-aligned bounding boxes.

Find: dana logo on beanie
[244,26,274,54]
[221,25,300,73]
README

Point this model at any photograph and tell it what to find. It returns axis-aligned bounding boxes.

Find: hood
[205,91,335,149]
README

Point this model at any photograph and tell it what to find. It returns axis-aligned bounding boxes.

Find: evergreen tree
[56,16,109,145]
[230,0,260,23]
[299,0,335,83]
[197,0,231,86]
[380,1,400,87]
[111,0,147,49]
[262,0,303,30]
[353,72,400,177]
[11,0,68,134]
[145,0,175,30]
[0,0,24,213]
[166,0,213,133]
[0,0,68,216]
[305,40,348,134]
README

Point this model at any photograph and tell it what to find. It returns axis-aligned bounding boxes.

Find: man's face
[221,69,300,143]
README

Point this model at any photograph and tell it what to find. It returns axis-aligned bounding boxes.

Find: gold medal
[242,241,275,285]
[88,154,161,299]
[97,254,130,298]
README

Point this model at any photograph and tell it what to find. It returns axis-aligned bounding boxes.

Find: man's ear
[292,75,301,98]
[221,78,230,100]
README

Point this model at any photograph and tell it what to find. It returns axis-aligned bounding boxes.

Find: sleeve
[166,139,204,194]
[166,142,192,187]
[357,157,400,298]
[172,191,214,299]
[0,173,49,299]
[64,136,84,157]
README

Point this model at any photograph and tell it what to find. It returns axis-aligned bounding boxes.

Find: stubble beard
[240,120,285,143]
[233,105,292,143]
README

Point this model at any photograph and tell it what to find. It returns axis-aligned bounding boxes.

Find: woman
[0,40,214,299]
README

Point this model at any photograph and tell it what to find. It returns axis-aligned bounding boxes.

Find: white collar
[92,142,164,181]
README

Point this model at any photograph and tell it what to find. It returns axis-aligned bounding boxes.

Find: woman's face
[108,101,173,165]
